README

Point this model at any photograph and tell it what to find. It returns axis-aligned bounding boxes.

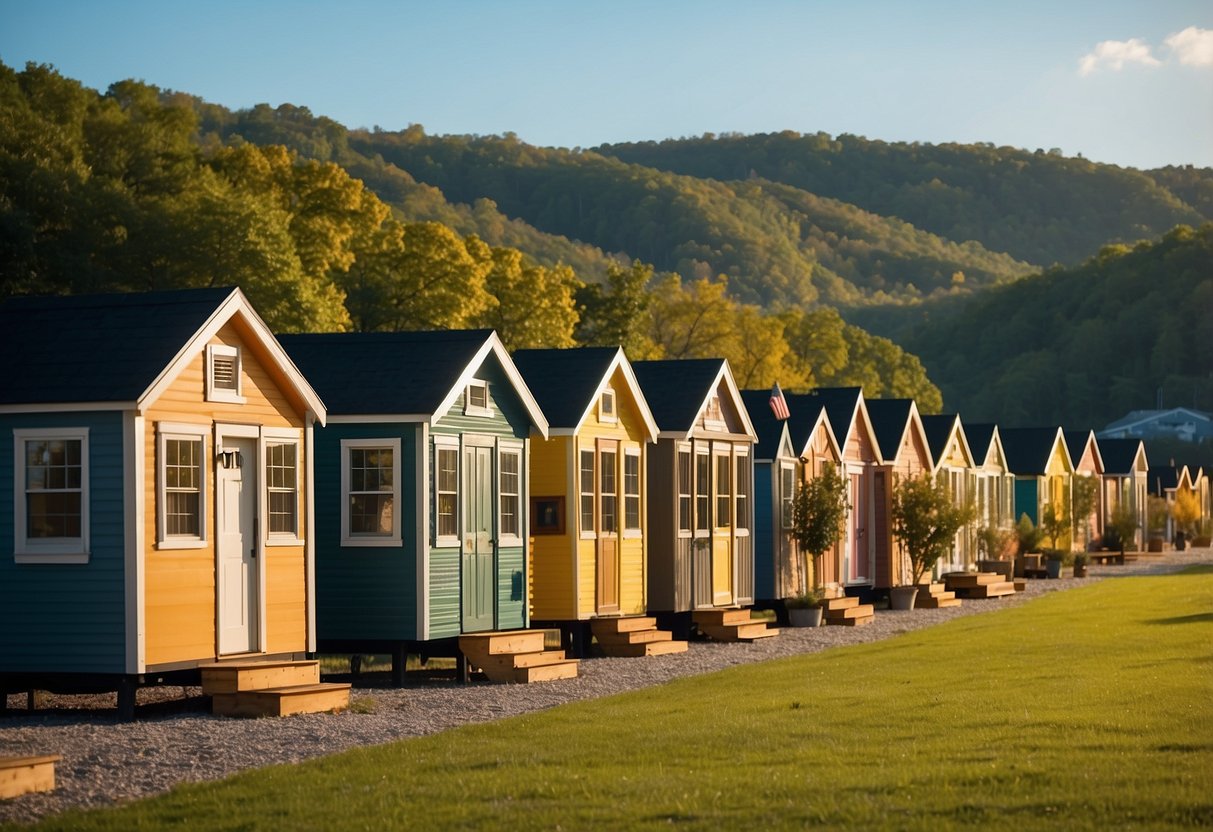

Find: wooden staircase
[459,630,579,683]
[200,659,351,718]
[693,608,780,642]
[822,595,875,626]
[591,616,688,657]
[944,572,1017,599]
[915,582,962,609]
[0,754,61,799]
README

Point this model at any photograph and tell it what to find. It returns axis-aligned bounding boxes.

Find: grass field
[16,568,1213,831]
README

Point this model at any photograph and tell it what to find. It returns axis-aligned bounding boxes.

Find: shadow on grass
[1145,612,1213,625]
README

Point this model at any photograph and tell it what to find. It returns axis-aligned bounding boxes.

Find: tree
[1171,490,1200,537]
[1070,475,1102,549]
[476,246,581,349]
[791,463,850,590]
[1106,501,1139,556]
[891,473,975,585]
[1040,499,1070,553]
[573,261,659,357]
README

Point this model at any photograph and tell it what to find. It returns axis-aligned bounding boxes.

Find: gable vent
[212,356,238,390]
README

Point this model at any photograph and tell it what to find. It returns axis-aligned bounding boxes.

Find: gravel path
[2,547,1209,826]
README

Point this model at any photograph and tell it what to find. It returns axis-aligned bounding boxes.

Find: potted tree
[1070,475,1101,577]
[1170,490,1200,551]
[976,526,1017,580]
[1040,501,1070,579]
[1106,501,1139,561]
[890,473,976,610]
[790,463,850,626]
[1147,496,1169,552]
[1014,514,1044,577]
[785,588,826,628]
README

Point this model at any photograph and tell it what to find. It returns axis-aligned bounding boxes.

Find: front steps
[200,660,350,718]
[0,754,61,799]
[459,630,579,683]
[822,596,875,626]
[693,608,780,642]
[945,572,1017,599]
[592,616,688,657]
[915,582,962,609]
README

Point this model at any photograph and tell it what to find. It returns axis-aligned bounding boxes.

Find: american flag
[769,382,790,420]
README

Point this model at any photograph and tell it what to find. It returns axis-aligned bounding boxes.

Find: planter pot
[1192,536,1212,548]
[978,559,1013,580]
[788,607,823,628]
[1045,557,1063,579]
[1073,561,1088,578]
[889,586,919,611]
[1148,538,1165,553]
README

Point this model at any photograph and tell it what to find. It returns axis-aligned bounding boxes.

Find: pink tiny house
[866,399,933,588]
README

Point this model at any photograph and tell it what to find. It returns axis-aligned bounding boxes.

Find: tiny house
[1001,427,1074,550]
[512,347,658,650]
[866,399,933,588]
[784,395,843,591]
[963,423,1017,535]
[632,359,758,619]
[0,288,326,716]
[921,413,978,573]
[739,389,800,605]
[1064,429,1105,550]
[279,330,548,672]
[1098,438,1149,549]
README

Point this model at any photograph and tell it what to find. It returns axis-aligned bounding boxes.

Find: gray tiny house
[279,331,547,679]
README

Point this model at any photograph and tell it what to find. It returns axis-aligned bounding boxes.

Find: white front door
[217,437,259,655]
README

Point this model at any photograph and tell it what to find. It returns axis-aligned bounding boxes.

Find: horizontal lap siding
[428,547,460,638]
[315,424,418,642]
[497,546,525,630]
[0,412,126,673]
[645,441,679,613]
[529,437,575,620]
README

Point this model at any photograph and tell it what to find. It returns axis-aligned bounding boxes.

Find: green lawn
[18,568,1213,831]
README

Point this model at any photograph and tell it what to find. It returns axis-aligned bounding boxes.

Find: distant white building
[1099,408,1213,443]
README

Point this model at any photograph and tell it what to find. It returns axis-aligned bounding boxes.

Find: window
[500,448,521,540]
[695,451,710,532]
[677,449,692,533]
[735,452,749,531]
[435,442,459,544]
[716,453,732,529]
[266,441,298,538]
[579,449,595,535]
[340,438,401,546]
[599,387,617,423]
[624,449,641,533]
[532,496,565,535]
[781,465,795,530]
[157,424,206,548]
[600,447,618,534]
[206,344,244,403]
[464,380,491,416]
[14,428,89,562]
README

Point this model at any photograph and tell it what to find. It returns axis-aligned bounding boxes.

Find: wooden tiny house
[512,347,660,655]
[739,389,801,604]
[963,424,1017,536]
[1000,428,1074,550]
[783,396,844,591]
[0,288,328,717]
[1064,430,1106,550]
[866,399,933,588]
[1098,438,1149,550]
[631,359,759,624]
[280,331,555,679]
[921,413,978,573]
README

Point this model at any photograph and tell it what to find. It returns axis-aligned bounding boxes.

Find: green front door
[461,444,495,632]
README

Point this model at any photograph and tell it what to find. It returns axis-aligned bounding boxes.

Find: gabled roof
[783,393,841,461]
[921,413,974,472]
[1103,407,1212,433]
[865,398,929,466]
[280,330,545,435]
[631,359,756,442]
[513,347,656,440]
[999,427,1071,476]
[0,287,325,422]
[1063,429,1105,474]
[799,387,882,463]
[739,389,791,460]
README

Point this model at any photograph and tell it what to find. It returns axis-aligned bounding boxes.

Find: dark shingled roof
[0,287,237,405]
[1098,438,1147,475]
[739,389,788,459]
[1149,466,1180,496]
[631,359,725,432]
[965,423,997,464]
[782,393,828,452]
[279,330,494,415]
[999,427,1063,476]
[920,414,959,464]
[865,399,916,462]
[512,347,620,429]
[1063,430,1096,469]
[801,387,863,450]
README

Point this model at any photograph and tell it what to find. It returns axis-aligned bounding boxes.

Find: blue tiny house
[279,331,548,676]
[739,389,800,605]
[0,288,327,716]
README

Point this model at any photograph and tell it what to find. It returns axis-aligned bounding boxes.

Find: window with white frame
[464,380,492,417]
[206,344,244,403]
[715,452,732,529]
[157,424,207,548]
[734,451,749,531]
[695,450,710,532]
[677,448,692,534]
[780,465,795,530]
[499,446,521,541]
[599,387,618,423]
[623,449,641,533]
[341,438,401,546]
[600,446,618,534]
[579,449,595,535]
[14,428,89,562]
[265,440,299,539]
[434,439,460,545]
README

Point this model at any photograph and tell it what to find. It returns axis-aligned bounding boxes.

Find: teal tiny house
[279,331,548,677]
[739,389,799,606]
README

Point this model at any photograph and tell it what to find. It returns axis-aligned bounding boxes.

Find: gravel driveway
[2,547,1209,826]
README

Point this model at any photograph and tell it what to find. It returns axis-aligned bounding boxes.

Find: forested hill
[865,225,1213,429]
[597,132,1210,268]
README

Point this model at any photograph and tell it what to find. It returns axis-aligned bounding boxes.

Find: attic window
[464,380,492,417]
[206,345,244,404]
[599,387,618,423]
[704,396,725,430]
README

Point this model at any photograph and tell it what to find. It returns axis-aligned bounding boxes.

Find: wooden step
[199,659,319,694]
[825,603,874,620]
[699,622,780,642]
[916,582,947,595]
[513,659,580,683]
[692,608,752,627]
[597,628,674,646]
[915,594,962,609]
[0,755,61,800]
[590,616,657,635]
[955,581,1017,599]
[602,639,690,658]
[474,650,570,678]
[944,572,1002,589]
[820,596,859,612]
[826,613,874,627]
[211,682,351,718]
[458,630,547,661]
[1012,579,1027,592]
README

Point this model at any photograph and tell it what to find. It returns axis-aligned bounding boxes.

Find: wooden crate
[0,755,61,800]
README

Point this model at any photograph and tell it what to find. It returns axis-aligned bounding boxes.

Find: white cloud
[1164,26,1213,67]
[1078,38,1161,76]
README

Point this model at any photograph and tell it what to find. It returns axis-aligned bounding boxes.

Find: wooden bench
[1088,551,1125,565]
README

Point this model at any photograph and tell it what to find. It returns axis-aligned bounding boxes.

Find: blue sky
[2,1,1211,169]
